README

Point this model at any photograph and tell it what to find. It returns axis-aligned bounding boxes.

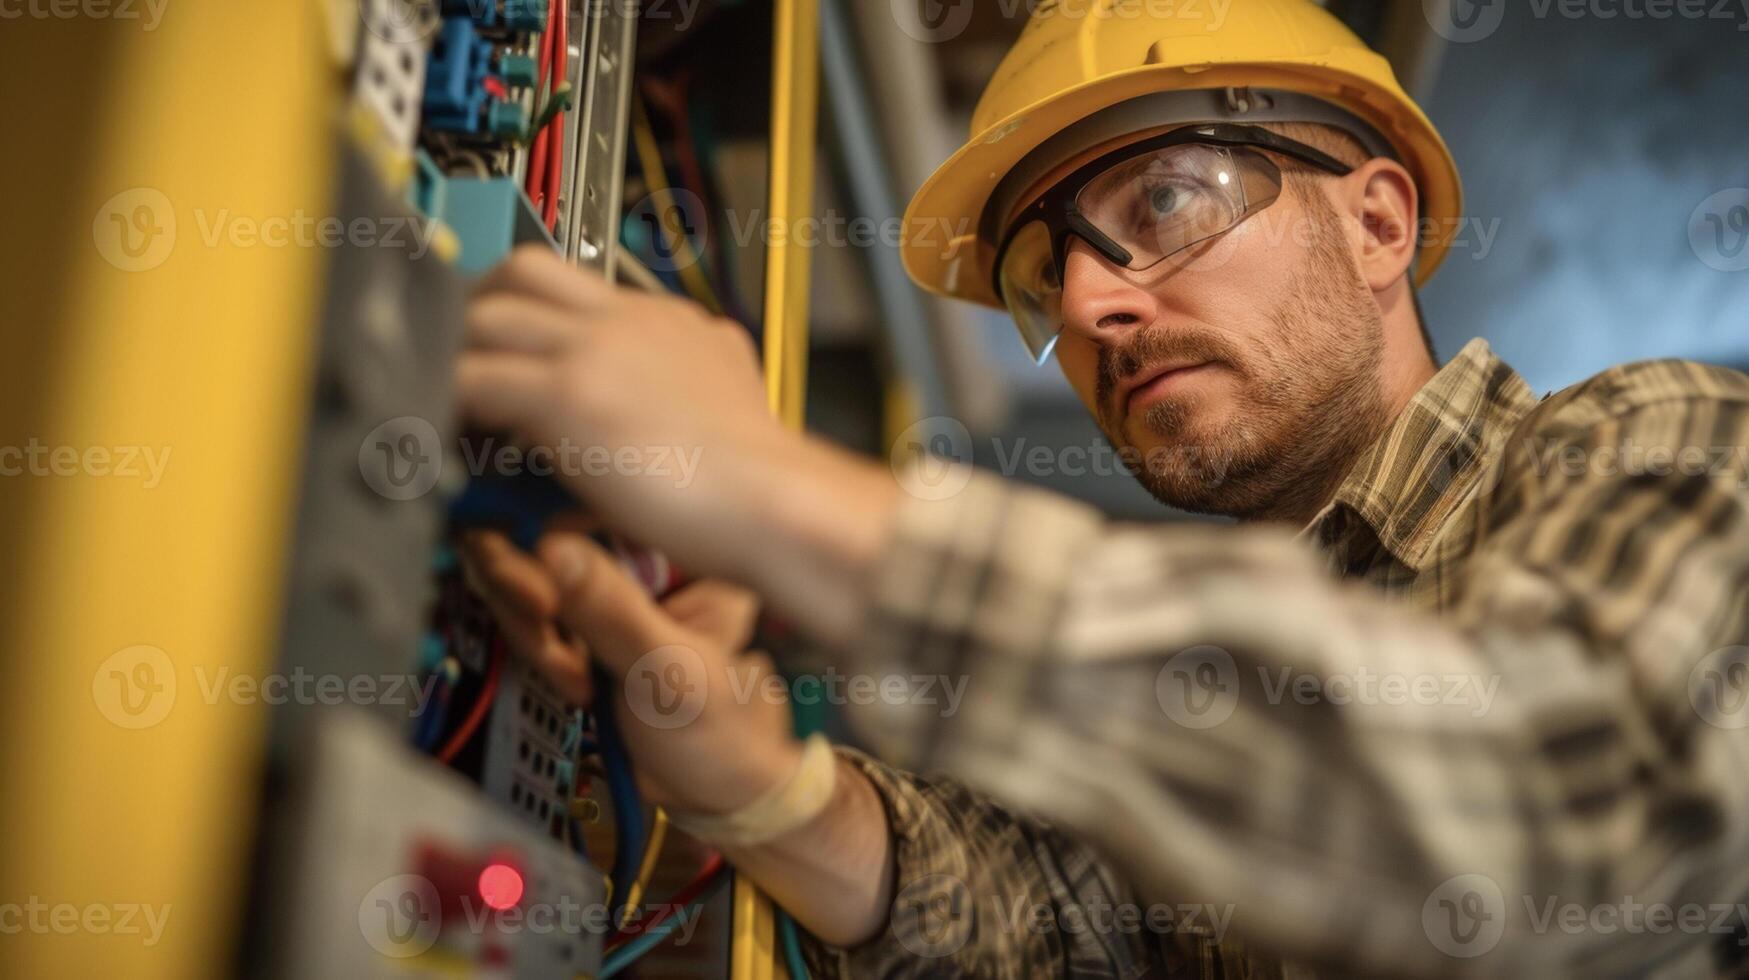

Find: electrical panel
[483,657,581,838]
[260,710,605,980]
[252,2,642,977]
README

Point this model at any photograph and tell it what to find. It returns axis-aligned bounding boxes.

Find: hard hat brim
[902,59,1463,309]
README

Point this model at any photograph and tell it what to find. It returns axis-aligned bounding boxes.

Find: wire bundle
[525,0,569,233]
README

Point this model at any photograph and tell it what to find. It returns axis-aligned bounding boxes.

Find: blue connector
[448,469,579,551]
[417,631,448,673]
[424,17,493,133]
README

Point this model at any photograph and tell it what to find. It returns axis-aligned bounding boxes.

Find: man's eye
[1146,184,1183,216]
[1124,181,1195,233]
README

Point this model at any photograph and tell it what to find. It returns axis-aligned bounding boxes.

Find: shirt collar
[1296,338,1540,571]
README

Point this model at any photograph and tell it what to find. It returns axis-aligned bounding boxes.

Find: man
[456,1,1749,976]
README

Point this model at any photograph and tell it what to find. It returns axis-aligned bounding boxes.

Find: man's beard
[1095,192,1391,523]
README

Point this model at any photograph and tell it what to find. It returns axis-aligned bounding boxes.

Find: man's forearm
[714,430,900,648]
[717,755,895,948]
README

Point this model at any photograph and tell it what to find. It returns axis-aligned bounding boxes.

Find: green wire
[778,909,811,980]
[523,82,574,143]
[599,868,730,978]
[776,671,816,979]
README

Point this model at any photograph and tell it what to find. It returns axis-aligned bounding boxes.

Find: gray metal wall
[1419,3,1749,392]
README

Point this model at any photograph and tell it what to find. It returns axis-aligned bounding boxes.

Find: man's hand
[455,249,905,942]
[462,522,899,948]
[455,246,902,646]
[458,246,777,580]
[461,525,803,815]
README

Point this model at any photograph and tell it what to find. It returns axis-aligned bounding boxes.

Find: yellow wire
[629,94,723,315]
[617,807,669,929]
[731,873,779,979]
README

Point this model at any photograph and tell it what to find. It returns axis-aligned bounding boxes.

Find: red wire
[541,0,567,232]
[436,635,506,765]
[604,853,728,949]
[525,0,558,204]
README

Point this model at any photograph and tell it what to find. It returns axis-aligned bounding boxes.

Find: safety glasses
[992,123,1355,362]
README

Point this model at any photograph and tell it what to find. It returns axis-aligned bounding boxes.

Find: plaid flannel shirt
[799,339,1749,979]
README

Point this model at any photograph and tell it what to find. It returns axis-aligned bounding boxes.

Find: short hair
[1257,121,1437,365]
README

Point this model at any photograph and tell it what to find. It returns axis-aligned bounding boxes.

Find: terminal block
[423,17,494,132]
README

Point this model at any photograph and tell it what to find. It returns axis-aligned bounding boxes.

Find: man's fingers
[525,627,593,706]
[474,244,617,313]
[459,530,561,620]
[537,533,680,676]
[460,529,595,706]
[466,292,583,356]
[662,580,760,651]
[455,351,554,433]
[474,583,594,705]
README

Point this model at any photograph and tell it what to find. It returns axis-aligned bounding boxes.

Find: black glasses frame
[990,122,1356,304]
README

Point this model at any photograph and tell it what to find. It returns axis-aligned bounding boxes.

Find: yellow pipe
[741,0,820,975]
[760,0,821,432]
[0,4,334,978]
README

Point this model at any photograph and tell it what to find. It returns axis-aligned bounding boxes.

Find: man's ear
[1343,158,1419,294]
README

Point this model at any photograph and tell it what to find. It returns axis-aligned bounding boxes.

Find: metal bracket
[561,0,638,277]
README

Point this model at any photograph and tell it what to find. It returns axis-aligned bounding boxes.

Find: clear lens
[996,219,1064,363]
[1076,144,1280,271]
[995,143,1283,364]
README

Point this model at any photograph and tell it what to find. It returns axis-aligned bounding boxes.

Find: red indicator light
[478,863,524,911]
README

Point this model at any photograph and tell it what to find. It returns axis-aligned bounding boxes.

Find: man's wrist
[666,733,838,847]
[714,752,897,949]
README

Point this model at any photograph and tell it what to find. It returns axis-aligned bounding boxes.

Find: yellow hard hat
[901,0,1463,309]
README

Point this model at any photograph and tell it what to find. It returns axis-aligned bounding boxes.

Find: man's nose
[1059,238,1157,344]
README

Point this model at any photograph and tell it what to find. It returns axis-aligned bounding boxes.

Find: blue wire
[413,675,452,751]
[599,867,731,978]
[778,909,811,980]
[569,818,589,861]
[594,667,645,926]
